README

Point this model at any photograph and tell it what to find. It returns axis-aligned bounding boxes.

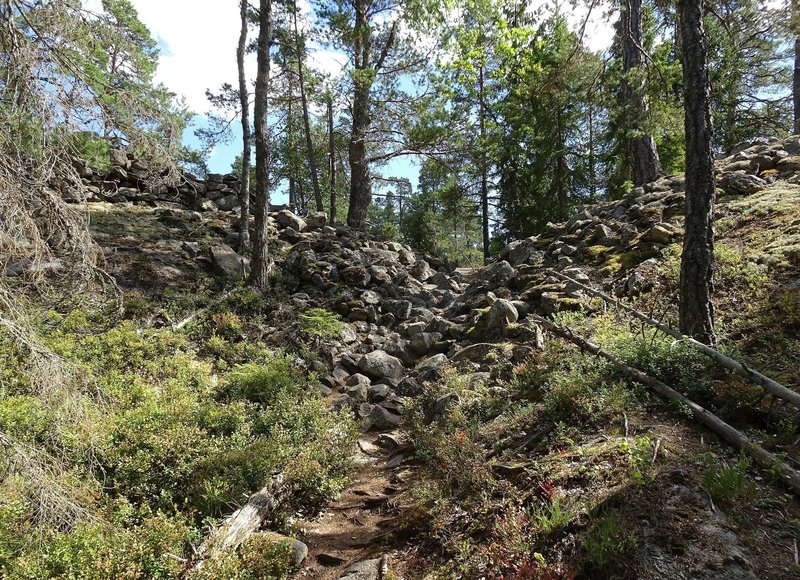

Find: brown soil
[294,433,416,579]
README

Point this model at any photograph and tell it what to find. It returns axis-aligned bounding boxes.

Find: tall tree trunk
[678,0,715,344]
[479,64,490,265]
[248,0,272,290]
[621,0,662,186]
[286,52,296,213]
[347,0,372,229]
[293,8,323,213]
[237,0,251,253]
[794,0,800,134]
[588,91,597,203]
[347,11,397,230]
[328,94,336,224]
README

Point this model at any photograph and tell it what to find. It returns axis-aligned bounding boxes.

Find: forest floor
[78,185,800,579]
[6,151,800,579]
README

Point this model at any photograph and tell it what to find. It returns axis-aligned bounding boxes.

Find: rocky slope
[60,136,800,578]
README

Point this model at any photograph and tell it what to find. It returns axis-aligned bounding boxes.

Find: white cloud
[84,0,614,117]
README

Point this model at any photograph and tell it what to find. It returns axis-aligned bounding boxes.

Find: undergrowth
[0,288,356,578]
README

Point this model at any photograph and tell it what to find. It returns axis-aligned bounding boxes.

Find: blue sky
[84,0,615,205]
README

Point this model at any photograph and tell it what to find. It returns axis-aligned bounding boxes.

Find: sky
[83,0,618,203]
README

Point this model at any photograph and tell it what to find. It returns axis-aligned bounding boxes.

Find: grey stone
[341,266,371,288]
[274,209,306,231]
[410,260,434,282]
[209,244,248,280]
[383,299,412,321]
[485,298,519,330]
[216,194,240,211]
[409,332,441,355]
[305,211,327,229]
[346,373,371,387]
[195,198,218,212]
[477,260,515,286]
[358,350,405,380]
[719,170,767,196]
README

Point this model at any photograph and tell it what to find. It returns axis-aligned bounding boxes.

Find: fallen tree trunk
[192,474,286,567]
[545,268,800,409]
[530,314,800,495]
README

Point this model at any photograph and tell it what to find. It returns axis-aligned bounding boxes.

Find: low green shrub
[702,454,754,506]
[582,510,637,570]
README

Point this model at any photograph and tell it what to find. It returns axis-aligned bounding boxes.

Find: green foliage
[495,12,603,237]
[401,165,483,266]
[0,300,356,576]
[620,435,656,485]
[296,308,343,342]
[702,454,754,506]
[190,533,295,580]
[582,511,637,570]
[530,496,575,534]
[67,132,112,173]
[1,506,194,579]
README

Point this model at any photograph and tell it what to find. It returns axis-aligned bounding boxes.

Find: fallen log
[545,268,800,409]
[530,314,800,495]
[191,474,286,567]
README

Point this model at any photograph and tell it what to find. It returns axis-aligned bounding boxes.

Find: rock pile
[66,149,289,215]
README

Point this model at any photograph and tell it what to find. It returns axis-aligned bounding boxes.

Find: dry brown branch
[0,431,98,529]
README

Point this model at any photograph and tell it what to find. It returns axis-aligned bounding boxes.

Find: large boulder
[216,194,240,211]
[358,350,405,380]
[476,260,515,286]
[274,209,306,231]
[210,244,249,281]
[719,171,767,196]
[305,211,327,230]
[485,299,519,330]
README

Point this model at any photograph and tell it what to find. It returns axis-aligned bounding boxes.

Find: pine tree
[237,0,252,252]
[619,0,663,186]
[249,0,274,290]
[679,0,716,344]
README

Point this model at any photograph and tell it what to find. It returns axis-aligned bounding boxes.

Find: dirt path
[294,432,415,579]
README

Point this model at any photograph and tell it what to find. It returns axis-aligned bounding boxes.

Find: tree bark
[479,64,490,265]
[347,0,372,229]
[237,0,251,253]
[347,8,397,230]
[794,0,800,134]
[287,51,296,213]
[678,0,715,344]
[620,0,662,186]
[192,475,286,566]
[248,0,272,290]
[293,7,324,213]
[328,94,336,224]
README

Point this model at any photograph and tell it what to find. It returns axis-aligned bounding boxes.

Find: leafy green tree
[705,0,791,150]
[317,0,445,230]
[495,10,602,239]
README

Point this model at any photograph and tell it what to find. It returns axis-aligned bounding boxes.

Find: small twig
[623,413,630,439]
[652,438,661,464]
[794,539,798,566]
